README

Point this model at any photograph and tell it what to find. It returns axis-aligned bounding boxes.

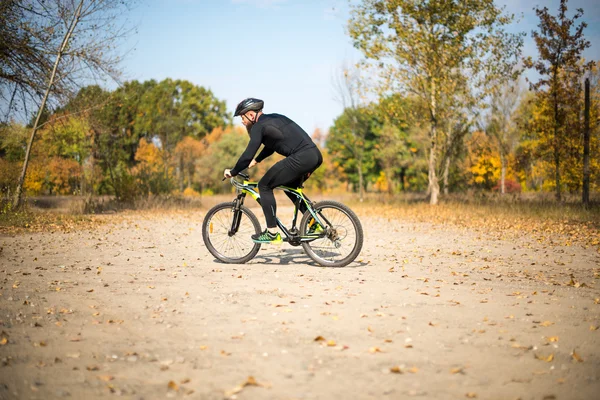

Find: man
[224,98,323,244]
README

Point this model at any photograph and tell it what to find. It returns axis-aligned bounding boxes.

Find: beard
[245,122,254,135]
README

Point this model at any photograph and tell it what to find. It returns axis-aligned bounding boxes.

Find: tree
[348,0,523,204]
[195,127,248,193]
[7,0,138,209]
[485,80,522,194]
[135,79,230,190]
[327,105,378,198]
[173,136,205,191]
[331,64,375,201]
[524,0,594,202]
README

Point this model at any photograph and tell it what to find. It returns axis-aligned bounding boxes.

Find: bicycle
[202,172,364,267]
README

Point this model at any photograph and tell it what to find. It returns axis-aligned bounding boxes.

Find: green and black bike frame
[229,175,328,245]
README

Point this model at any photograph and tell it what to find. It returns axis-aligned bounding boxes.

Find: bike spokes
[202,202,261,264]
[301,201,363,267]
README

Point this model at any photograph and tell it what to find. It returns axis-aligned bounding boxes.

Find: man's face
[241,111,256,134]
[240,111,255,127]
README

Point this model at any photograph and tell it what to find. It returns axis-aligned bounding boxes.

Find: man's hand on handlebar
[222,170,250,181]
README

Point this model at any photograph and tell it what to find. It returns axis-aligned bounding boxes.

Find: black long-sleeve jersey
[230,113,317,176]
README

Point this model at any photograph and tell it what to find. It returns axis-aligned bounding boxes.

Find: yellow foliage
[182,187,200,197]
[47,158,82,194]
[24,161,46,195]
[374,171,389,192]
[134,139,164,174]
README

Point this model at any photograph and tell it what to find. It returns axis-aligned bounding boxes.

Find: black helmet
[234,98,264,116]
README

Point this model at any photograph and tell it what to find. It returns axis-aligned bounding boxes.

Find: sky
[117,0,600,134]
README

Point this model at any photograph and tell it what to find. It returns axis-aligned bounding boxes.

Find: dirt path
[1,205,599,400]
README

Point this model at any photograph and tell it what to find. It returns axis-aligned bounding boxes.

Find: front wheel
[202,202,261,264]
[300,200,364,268]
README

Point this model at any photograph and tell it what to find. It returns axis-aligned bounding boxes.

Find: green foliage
[326,105,379,192]
[348,0,524,203]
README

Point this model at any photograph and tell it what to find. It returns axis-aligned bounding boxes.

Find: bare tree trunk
[443,154,450,196]
[12,1,84,209]
[500,150,506,195]
[442,123,452,196]
[178,153,184,192]
[583,77,590,207]
[357,158,364,202]
[428,80,439,205]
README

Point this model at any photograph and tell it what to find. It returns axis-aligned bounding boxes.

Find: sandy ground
[0,203,599,400]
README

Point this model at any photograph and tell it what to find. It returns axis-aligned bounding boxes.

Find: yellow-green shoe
[251,229,282,244]
[307,221,324,235]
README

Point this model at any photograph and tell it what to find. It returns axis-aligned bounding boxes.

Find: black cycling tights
[258,147,322,229]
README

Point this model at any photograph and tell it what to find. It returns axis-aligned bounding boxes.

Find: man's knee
[258,178,272,192]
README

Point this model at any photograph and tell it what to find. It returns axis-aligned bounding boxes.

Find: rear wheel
[300,201,363,267]
[202,202,261,264]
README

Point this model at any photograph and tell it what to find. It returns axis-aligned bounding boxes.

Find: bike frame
[229,175,328,245]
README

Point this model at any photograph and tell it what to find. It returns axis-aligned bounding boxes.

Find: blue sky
[118,0,600,134]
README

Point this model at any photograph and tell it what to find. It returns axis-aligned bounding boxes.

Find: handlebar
[222,171,250,181]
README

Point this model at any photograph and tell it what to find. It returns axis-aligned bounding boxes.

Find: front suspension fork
[229,193,246,236]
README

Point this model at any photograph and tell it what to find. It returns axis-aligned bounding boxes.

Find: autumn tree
[485,80,522,194]
[6,0,137,209]
[348,0,523,204]
[135,79,230,189]
[524,0,594,201]
[195,127,248,193]
[173,136,205,192]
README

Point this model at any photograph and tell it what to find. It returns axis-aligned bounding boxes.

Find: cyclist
[224,98,323,244]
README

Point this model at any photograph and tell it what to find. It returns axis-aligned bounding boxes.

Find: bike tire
[202,202,261,264]
[300,200,364,268]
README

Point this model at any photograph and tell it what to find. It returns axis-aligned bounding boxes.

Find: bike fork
[229,195,246,236]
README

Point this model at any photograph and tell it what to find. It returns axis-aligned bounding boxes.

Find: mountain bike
[202,172,363,267]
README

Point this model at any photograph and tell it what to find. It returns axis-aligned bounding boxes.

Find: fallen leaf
[168,381,179,391]
[98,375,114,382]
[466,393,477,398]
[590,325,598,331]
[539,321,554,327]
[0,337,8,346]
[390,366,402,374]
[546,336,559,342]
[369,347,383,353]
[314,336,326,342]
[571,350,583,363]
[450,367,465,374]
[326,340,336,347]
[87,289,94,293]
[535,353,554,362]
[408,366,419,373]
[224,376,269,398]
